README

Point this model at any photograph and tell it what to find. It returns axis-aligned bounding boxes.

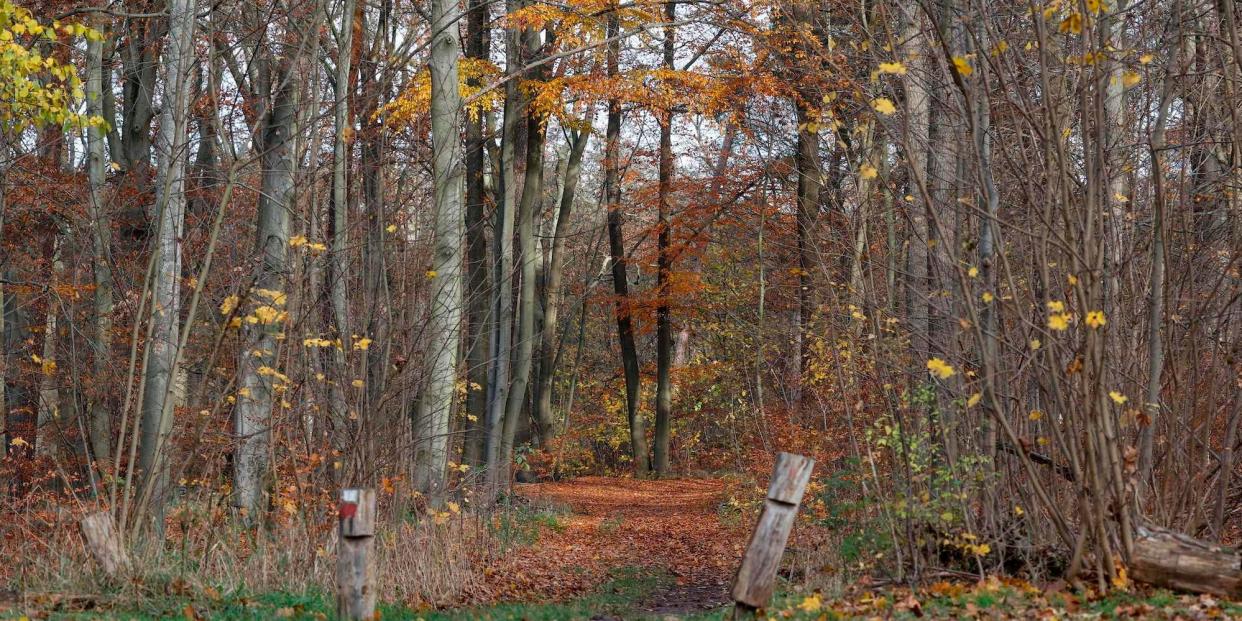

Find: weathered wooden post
[337,488,378,620]
[731,452,815,618]
[79,511,130,576]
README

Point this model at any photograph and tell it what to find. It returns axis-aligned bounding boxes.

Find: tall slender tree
[415,0,466,498]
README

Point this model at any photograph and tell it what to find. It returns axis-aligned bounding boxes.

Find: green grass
[23,566,677,621]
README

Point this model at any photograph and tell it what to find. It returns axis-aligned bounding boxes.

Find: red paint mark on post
[339,502,358,520]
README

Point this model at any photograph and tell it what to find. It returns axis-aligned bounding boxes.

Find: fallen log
[1131,525,1242,597]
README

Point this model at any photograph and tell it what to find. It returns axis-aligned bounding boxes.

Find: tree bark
[86,19,115,468]
[462,0,492,467]
[501,24,548,477]
[327,0,356,442]
[139,0,195,525]
[414,0,466,499]
[534,128,588,444]
[234,56,299,515]
[653,0,677,476]
[899,4,931,370]
[605,8,650,476]
[485,1,522,491]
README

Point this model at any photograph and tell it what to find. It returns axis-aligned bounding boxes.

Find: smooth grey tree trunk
[86,25,115,468]
[328,0,356,439]
[234,61,299,515]
[485,4,522,492]
[899,5,932,370]
[35,232,62,459]
[501,23,549,473]
[414,0,466,498]
[139,0,196,525]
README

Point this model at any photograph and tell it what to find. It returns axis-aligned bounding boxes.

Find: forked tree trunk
[534,128,588,444]
[485,3,522,490]
[501,24,548,475]
[605,9,650,476]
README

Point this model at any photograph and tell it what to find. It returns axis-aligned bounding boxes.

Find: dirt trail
[487,476,742,614]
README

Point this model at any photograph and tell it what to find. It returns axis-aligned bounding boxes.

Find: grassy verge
[14,565,673,620]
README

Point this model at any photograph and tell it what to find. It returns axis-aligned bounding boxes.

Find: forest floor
[490,476,742,616]
[8,476,1242,619]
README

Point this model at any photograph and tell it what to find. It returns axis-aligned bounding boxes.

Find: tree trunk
[792,105,820,409]
[414,0,466,499]
[327,0,356,442]
[35,231,63,459]
[485,3,522,491]
[605,9,650,476]
[139,0,195,525]
[234,62,298,515]
[653,0,677,477]
[899,4,931,370]
[534,128,588,444]
[501,28,548,475]
[86,22,115,469]
[462,0,491,467]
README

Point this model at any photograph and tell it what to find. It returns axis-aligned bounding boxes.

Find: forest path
[492,476,742,615]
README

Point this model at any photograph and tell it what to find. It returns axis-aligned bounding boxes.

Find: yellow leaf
[952,56,974,77]
[1048,313,1072,331]
[798,594,823,612]
[926,357,956,380]
[1122,70,1141,88]
[1109,391,1128,405]
[967,393,982,408]
[1059,13,1083,35]
[1139,53,1154,65]
[385,224,398,233]
[1112,564,1131,590]
[877,61,907,75]
[426,270,438,279]
[288,235,308,248]
[967,266,979,278]
[1029,409,1043,421]
[1085,310,1106,329]
[10,437,30,448]
[354,337,373,351]
[871,97,897,115]
[1029,338,1041,350]
[220,295,239,316]
[1014,505,1025,516]
[859,163,878,179]
[352,379,364,388]
[981,291,994,303]
[1046,300,1066,313]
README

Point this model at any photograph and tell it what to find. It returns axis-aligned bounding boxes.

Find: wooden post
[79,511,130,576]
[337,488,378,620]
[731,452,815,617]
